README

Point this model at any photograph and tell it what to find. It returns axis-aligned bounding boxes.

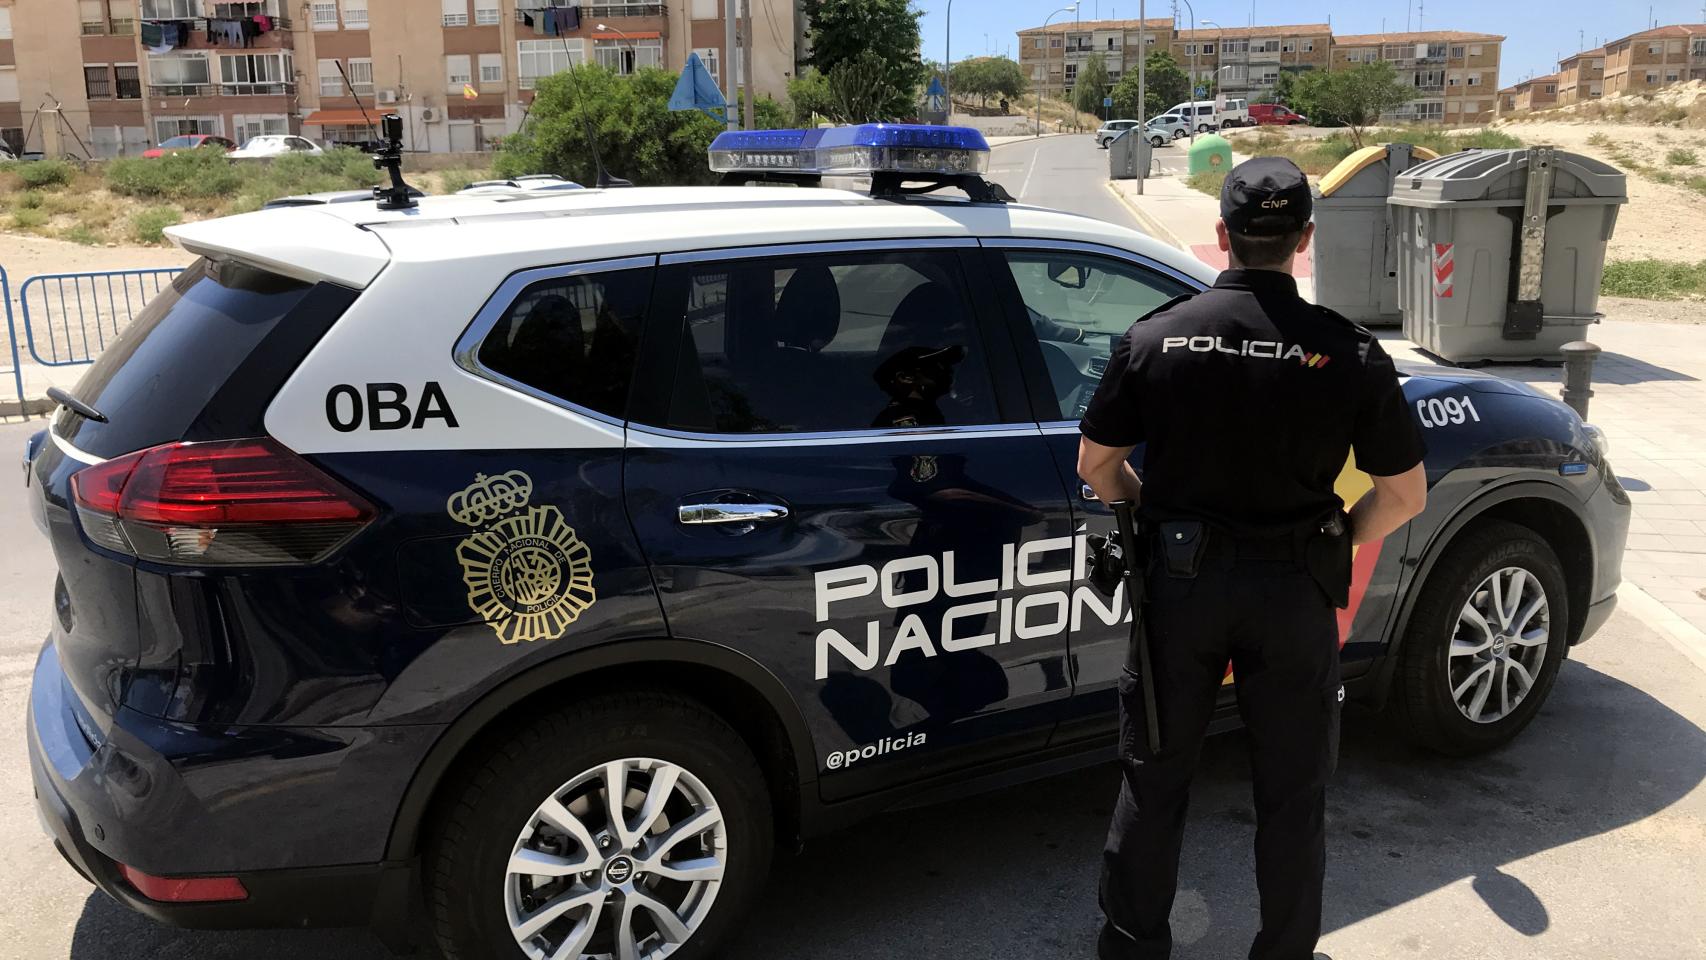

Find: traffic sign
[923,75,948,123]
[1195,85,1207,97]
[1103,96,1113,107]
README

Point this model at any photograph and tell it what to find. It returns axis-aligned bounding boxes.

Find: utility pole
[723,0,738,129]
[945,0,954,119]
[1136,0,1146,194]
[741,0,755,130]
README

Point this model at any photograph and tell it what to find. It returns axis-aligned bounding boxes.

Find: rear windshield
[55,258,320,457]
[159,136,199,148]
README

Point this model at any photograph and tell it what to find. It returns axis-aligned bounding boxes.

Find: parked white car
[229,135,325,159]
[1094,119,1142,147]
[1143,114,1191,145]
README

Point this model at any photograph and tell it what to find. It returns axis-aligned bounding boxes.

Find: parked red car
[1248,103,1309,125]
[142,135,237,158]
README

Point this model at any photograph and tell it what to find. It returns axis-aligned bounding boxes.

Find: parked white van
[1167,98,1250,132]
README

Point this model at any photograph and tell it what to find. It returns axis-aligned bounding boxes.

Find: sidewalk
[1111,175,1706,649]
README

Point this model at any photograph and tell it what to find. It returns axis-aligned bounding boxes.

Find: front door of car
[624,241,1077,802]
[980,242,1202,745]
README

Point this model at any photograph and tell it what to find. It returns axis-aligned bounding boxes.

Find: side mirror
[1046,262,1087,289]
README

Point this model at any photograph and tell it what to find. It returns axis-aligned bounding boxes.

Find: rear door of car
[624,239,1077,801]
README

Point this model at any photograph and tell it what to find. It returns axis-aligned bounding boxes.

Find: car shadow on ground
[66,658,1705,960]
[1449,353,1698,386]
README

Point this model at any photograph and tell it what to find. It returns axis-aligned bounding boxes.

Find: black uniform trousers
[1099,550,1342,960]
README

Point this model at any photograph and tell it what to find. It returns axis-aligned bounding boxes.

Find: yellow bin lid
[1318,143,1441,197]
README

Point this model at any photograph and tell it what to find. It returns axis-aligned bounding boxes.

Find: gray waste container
[1389,146,1626,363]
[1309,142,1439,326]
[1107,130,1152,180]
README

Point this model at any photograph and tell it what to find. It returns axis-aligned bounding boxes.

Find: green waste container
[1389,146,1626,363]
[1187,134,1233,176]
[1309,142,1439,326]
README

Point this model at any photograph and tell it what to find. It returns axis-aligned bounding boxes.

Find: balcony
[147,81,295,98]
[515,2,663,21]
[149,83,215,97]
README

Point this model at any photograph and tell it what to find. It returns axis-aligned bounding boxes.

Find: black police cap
[1220,156,1313,236]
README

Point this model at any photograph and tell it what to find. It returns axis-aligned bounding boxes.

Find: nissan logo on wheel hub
[604,856,635,885]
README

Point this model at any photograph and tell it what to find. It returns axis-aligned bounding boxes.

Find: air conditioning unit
[377,89,398,105]
[421,107,442,123]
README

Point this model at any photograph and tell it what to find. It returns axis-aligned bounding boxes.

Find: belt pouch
[1304,512,1353,607]
[1158,520,1207,578]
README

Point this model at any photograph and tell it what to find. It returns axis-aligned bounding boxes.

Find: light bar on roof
[709,124,991,178]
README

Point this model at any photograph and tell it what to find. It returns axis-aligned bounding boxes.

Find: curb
[1617,581,1706,675]
[0,397,53,419]
[1105,180,1187,250]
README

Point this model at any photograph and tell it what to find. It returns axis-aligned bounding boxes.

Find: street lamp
[595,23,635,75]
[1196,17,1226,141]
[1036,3,1080,137]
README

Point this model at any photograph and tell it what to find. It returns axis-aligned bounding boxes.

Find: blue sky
[914,0,1706,87]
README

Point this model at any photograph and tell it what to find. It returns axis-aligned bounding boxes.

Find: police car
[25,125,1629,960]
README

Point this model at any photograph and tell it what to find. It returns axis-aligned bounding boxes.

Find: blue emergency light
[708,124,991,178]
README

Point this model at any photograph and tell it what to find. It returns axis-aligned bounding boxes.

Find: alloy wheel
[504,758,727,960]
[1448,566,1550,724]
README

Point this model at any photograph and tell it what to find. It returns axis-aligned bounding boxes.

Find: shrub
[438,168,491,193]
[107,147,243,199]
[17,190,44,209]
[131,206,183,244]
[11,207,48,229]
[63,225,100,245]
[18,159,75,188]
[1667,147,1699,166]
[1187,169,1227,197]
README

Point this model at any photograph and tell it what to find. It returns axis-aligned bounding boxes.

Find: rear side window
[473,266,650,419]
[655,249,999,434]
[58,258,354,458]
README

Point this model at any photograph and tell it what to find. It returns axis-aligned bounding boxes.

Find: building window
[154,117,220,141]
[147,55,213,95]
[595,39,662,74]
[341,0,367,27]
[115,64,141,99]
[1105,37,1116,50]
[220,52,293,95]
[1469,45,1482,56]
[0,7,11,40]
[1694,39,1706,57]
[475,0,500,24]
[693,46,719,79]
[1646,71,1659,83]
[1049,37,1062,48]
[1544,84,1554,93]
[1303,39,1314,52]
[446,54,472,92]
[1254,39,1279,52]
[518,39,585,87]
[1666,71,1680,82]
[1463,99,1478,113]
[319,59,343,97]
[232,114,288,141]
[1221,39,1248,55]
[1063,62,1077,85]
[349,58,373,94]
[1450,45,1465,59]
[1649,44,1663,56]
[1282,39,1295,53]
[80,0,105,34]
[442,0,468,27]
[109,0,136,34]
[85,65,113,99]
[479,53,503,84]
[141,0,197,17]
[1467,74,1481,86]
[311,2,338,29]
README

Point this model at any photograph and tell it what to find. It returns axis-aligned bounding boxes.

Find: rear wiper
[47,387,108,423]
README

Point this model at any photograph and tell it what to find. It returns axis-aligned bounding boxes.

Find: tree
[827,52,903,123]
[1312,62,1415,146]
[950,56,1027,108]
[1109,50,1190,120]
[1072,54,1111,117]
[801,0,926,120]
[496,65,726,186]
[787,68,835,124]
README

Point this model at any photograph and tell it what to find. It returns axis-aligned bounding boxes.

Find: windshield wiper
[47,387,108,423]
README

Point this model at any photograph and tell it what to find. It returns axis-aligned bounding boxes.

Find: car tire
[427,691,775,960]
[1389,519,1569,756]
[1150,136,1165,147]
[1197,123,1211,133]
[1172,129,1187,140]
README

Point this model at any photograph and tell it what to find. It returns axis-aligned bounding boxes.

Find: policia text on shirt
[1077,158,1429,960]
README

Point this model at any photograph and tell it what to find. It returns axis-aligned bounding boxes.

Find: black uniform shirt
[1080,268,1426,536]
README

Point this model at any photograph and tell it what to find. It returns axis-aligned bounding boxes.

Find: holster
[1303,511,1353,608]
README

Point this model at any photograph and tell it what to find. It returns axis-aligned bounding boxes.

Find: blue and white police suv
[25,125,1628,959]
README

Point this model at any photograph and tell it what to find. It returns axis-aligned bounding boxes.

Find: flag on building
[463,84,479,100]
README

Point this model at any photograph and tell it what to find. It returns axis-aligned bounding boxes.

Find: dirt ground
[2,232,193,279]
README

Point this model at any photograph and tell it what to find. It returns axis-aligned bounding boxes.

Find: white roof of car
[166,185,1216,289]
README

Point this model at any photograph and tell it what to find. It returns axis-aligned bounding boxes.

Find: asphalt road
[985,134,1187,229]
[2,166,1705,958]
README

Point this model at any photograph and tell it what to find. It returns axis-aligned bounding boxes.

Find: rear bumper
[26,640,413,933]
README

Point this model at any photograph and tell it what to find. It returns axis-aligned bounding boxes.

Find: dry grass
[1013,93,1102,133]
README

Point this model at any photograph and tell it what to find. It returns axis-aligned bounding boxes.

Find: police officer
[1077,157,1429,960]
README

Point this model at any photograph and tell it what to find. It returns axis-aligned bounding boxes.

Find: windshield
[158,136,200,148]
[241,137,280,148]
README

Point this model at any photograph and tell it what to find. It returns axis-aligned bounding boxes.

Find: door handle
[677,502,791,526]
[1080,483,1099,502]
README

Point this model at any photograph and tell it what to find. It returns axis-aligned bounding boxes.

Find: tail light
[70,438,375,566]
[120,864,248,903]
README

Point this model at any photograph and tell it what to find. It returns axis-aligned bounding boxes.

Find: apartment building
[1556,46,1605,105]
[1602,24,1706,97]
[1015,17,1172,105]
[1332,31,1502,124]
[1511,72,1558,111]
[0,0,797,157]
[1171,24,1332,99]
[1494,84,1518,116]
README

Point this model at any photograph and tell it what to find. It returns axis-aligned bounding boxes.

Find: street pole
[1136,0,1146,193]
[723,0,738,129]
[945,0,953,119]
[1179,0,1197,143]
[741,0,754,130]
[1036,5,1078,137]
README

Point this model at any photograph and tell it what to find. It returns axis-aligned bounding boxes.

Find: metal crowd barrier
[4,267,183,414]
